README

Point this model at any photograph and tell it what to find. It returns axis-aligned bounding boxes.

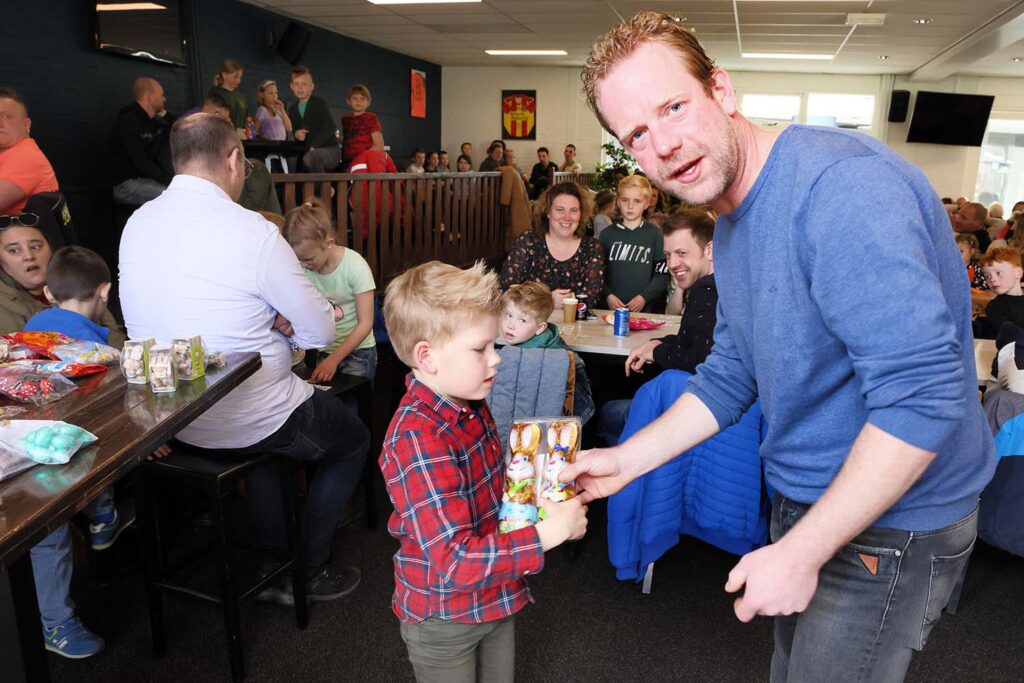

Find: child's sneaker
[43,617,104,659]
[89,502,135,550]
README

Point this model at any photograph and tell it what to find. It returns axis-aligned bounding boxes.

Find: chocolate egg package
[498,417,581,534]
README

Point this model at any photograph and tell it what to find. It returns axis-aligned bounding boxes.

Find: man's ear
[42,285,56,305]
[412,340,435,374]
[228,146,243,175]
[98,282,112,302]
[709,68,737,116]
[534,321,548,336]
[705,240,714,263]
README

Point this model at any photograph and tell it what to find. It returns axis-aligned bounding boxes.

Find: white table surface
[546,309,680,357]
[524,310,996,382]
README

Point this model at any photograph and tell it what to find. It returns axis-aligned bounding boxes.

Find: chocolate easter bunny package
[498,417,581,534]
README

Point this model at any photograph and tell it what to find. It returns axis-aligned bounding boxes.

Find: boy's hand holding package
[536,498,588,550]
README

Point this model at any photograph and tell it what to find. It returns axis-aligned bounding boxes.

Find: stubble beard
[655,117,741,206]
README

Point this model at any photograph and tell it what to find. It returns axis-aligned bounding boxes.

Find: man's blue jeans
[232,390,369,573]
[769,495,977,683]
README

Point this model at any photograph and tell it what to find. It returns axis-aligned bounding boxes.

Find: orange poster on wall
[502,90,536,140]
[411,70,426,118]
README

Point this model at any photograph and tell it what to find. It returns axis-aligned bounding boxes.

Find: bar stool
[136,449,308,682]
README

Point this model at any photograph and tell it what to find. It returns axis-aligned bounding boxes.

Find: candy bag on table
[4,332,120,364]
[0,420,97,466]
[0,367,76,405]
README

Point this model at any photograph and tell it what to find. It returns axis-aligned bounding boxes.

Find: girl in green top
[282,200,377,384]
[209,58,248,131]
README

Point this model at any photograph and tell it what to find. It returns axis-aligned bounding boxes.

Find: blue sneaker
[43,617,104,659]
[89,502,135,550]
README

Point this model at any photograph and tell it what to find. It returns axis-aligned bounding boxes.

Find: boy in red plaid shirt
[380,261,588,682]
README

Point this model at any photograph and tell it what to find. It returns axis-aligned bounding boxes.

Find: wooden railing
[271,172,506,284]
[553,171,598,189]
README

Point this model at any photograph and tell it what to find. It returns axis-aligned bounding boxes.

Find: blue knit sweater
[686,125,995,531]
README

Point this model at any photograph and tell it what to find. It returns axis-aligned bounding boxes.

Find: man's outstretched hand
[558,446,636,504]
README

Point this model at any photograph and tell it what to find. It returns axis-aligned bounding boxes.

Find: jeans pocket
[919,538,975,649]
[839,541,903,578]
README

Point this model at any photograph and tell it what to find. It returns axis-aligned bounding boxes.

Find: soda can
[613,308,630,336]
[576,295,589,321]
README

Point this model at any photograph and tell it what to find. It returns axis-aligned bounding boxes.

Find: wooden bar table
[0,352,261,683]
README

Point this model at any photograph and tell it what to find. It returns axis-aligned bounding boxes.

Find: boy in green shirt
[600,174,669,312]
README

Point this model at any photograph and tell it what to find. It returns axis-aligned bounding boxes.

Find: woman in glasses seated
[0,213,126,345]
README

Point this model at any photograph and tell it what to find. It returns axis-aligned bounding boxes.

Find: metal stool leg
[279,460,308,629]
[211,480,244,681]
[135,473,167,656]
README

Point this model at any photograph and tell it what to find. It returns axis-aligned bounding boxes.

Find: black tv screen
[906,91,994,146]
[94,1,186,66]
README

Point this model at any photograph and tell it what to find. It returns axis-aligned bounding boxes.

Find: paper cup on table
[562,298,578,324]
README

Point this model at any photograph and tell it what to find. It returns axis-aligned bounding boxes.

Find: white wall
[441,66,603,171]
[441,64,1024,199]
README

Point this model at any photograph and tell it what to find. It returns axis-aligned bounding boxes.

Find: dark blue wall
[0,0,441,190]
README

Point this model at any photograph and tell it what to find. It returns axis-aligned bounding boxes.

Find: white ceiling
[243,0,1024,79]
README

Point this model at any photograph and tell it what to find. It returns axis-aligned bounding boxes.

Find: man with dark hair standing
[0,88,58,214]
[120,113,369,605]
[561,144,582,173]
[108,77,173,206]
[528,146,558,199]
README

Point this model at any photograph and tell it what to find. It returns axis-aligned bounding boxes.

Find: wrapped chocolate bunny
[498,421,542,533]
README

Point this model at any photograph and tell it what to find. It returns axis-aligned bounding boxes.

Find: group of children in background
[209,58,385,173]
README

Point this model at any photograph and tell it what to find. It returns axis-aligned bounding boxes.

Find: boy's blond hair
[981,247,1022,269]
[384,261,501,366]
[348,84,371,100]
[502,281,554,322]
[617,173,652,200]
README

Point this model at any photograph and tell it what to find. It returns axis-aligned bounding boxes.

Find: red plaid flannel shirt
[379,377,545,623]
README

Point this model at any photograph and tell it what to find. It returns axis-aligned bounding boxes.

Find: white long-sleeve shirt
[119,174,334,448]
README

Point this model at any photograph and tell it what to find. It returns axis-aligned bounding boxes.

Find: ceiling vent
[845,13,886,26]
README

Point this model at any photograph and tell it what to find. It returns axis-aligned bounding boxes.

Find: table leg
[0,555,50,683]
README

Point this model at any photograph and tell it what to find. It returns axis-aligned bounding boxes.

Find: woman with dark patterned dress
[500,182,605,308]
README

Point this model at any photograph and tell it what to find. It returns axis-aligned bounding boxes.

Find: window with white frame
[740,94,801,126]
[976,118,1024,208]
[806,93,875,131]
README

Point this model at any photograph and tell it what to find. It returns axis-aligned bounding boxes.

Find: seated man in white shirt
[119,113,369,604]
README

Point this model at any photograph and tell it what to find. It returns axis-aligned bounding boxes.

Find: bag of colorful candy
[0,419,97,467]
[0,366,77,405]
[0,359,108,377]
[3,332,119,364]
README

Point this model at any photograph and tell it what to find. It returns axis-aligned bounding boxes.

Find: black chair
[136,449,308,682]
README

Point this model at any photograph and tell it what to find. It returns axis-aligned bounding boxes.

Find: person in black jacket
[109,77,173,206]
[528,146,559,199]
[287,66,341,172]
[598,208,716,443]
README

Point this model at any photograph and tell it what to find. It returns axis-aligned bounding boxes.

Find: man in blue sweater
[564,11,996,682]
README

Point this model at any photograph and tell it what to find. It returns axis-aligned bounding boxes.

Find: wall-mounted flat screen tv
[906,91,995,146]
[94,1,186,66]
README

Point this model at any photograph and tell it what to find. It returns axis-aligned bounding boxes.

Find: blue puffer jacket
[607,370,769,581]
